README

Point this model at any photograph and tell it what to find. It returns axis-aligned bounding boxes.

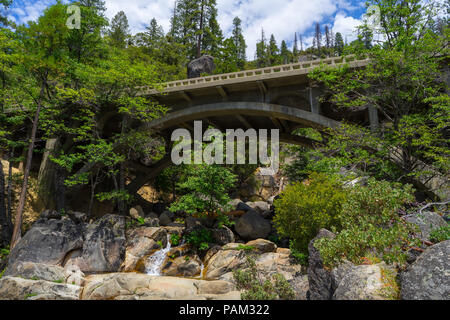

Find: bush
[233,256,295,300]
[273,172,347,254]
[430,225,450,243]
[185,228,213,251]
[169,164,237,216]
[315,179,418,268]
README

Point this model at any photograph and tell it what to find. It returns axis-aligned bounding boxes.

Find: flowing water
[145,235,171,276]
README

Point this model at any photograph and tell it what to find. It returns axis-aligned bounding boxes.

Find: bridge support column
[308,87,321,114]
[368,105,379,132]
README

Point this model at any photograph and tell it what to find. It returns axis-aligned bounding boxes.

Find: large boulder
[246,201,271,213]
[333,263,398,300]
[6,262,65,282]
[0,276,81,300]
[404,211,448,241]
[307,229,336,300]
[81,273,238,300]
[65,215,126,273]
[235,211,272,241]
[121,227,168,272]
[5,216,83,276]
[211,226,235,245]
[204,249,247,280]
[187,55,216,79]
[400,240,450,300]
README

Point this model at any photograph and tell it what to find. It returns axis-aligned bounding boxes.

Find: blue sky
[7,0,368,59]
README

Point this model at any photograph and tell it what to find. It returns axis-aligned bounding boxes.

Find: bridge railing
[157,54,369,93]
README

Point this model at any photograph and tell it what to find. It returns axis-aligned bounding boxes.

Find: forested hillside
[0,0,448,302]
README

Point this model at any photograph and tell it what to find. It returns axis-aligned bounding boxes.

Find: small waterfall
[145,235,171,276]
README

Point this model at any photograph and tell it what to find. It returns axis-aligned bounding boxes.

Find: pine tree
[171,0,223,60]
[268,34,280,66]
[334,32,344,55]
[293,32,299,62]
[280,40,291,64]
[78,0,106,14]
[325,25,331,48]
[256,28,268,67]
[314,23,322,55]
[108,11,130,48]
[231,17,246,69]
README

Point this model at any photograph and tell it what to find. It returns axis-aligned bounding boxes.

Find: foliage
[170,233,182,246]
[315,179,418,269]
[237,245,256,252]
[185,228,213,251]
[308,0,449,199]
[273,172,347,253]
[216,212,235,229]
[289,241,308,266]
[233,256,295,300]
[169,164,237,216]
[429,225,450,243]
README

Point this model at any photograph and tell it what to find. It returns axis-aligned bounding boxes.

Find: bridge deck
[145,55,370,96]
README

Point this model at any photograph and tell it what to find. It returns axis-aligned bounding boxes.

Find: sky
[7,0,368,59]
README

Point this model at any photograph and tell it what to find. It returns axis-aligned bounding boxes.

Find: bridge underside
[145,102,343,148]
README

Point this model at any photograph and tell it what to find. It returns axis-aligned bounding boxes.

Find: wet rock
[400,240,450,300]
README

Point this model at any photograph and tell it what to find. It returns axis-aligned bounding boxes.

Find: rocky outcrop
[81,273,239,300]
[211,226,235,245]
[235,211,272,240]
[120,227,168,272]
[187,55,216,79]
[5,216,83,276]
[0,276,81,300]
[404,211,448,241]
[307,229,336,300]
[65,215,126,273]
[333,263,398,300]
[400,240,450,300]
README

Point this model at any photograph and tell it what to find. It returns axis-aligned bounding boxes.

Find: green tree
[231,17,246,69]
[169,164,237,216]
[334,32,344,55]
[280,40,292,64]
[309,0,449,200]
[256,29,269,67]
[108,11,130,48]
[268,34,280,66]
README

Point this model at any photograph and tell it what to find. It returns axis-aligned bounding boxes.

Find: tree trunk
[7,150,13,233]
[197,0,205,59]
[10,83,45,249]
[0,160,9,246]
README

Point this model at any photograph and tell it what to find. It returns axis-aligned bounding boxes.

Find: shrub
[233,256,295,300]
[170,233,182,246]
[169,164,237,216]
[185,228,213,251]
[289,241,308,266]
[429,225,450,243]
[273,172,347,254]
[315,179,418,269]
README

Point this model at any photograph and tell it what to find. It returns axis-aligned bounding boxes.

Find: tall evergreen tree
[334,32,344,55]
[268,34,280,66]
[314,22,322,55]
[325,25,332,48]
[293,32,299,61]
[231,17,246,69]
[256,28,268,67]
[280,40,291,64]
[108,11,130,48]
[78,0,106,14]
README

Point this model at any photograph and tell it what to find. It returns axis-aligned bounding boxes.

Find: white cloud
[332,12,362,43]
[9,0,365,59]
